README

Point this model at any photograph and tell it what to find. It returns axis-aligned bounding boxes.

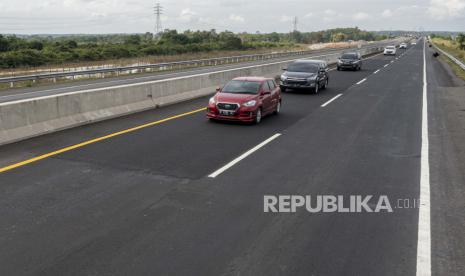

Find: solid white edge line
[356,78,366,85]
[416,37,431,276]
[321,93,343,107]
[374,69,380,74]
[384,64,389,68]
[208,133,282,178]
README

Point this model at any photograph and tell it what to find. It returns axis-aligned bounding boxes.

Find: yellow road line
[0,107,206,174]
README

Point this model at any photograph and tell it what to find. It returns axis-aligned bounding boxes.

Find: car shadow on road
[282,89,318,95]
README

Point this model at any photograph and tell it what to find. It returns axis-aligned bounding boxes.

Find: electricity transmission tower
[154,3,163,39]
[293,16,298,32]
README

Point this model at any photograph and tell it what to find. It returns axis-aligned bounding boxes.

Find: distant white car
[411,41,417,45]
[399,43,407,49]
[384,46,397,55]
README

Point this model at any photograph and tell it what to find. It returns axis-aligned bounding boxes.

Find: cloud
[319,9,338,22]
[427,0,465,20]
[1,0,465,34]
[279,15,293,22]
[304,12,314,18]
[178,8,197,23]
[377,6,421,20]
[229,14,245,23]
[198,17,214,24]
[352,12,371,20]
[324,9,337,16]
[381,9,393,18]
[91,12,107,19]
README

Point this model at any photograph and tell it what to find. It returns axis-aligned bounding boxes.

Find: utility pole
[293,16,298,32]
[154,2,163,39]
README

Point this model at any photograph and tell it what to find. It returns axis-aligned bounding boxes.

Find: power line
[154,2,163,39]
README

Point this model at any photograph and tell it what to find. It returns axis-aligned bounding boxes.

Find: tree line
[0,28,387,69]
[242,27,388,44]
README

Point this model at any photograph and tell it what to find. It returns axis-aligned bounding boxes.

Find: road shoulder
[427,44,465,276]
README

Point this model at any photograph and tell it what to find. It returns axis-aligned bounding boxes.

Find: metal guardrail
[0,41,395,87]
[432,43,465,71]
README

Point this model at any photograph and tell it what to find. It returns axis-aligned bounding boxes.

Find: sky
[0,0,464,34]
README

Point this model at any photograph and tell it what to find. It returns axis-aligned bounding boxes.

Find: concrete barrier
[0,46,383,146]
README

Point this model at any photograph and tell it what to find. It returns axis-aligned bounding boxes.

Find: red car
[207,77,282,124]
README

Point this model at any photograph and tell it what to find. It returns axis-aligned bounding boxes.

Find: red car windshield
[222,80,261,94]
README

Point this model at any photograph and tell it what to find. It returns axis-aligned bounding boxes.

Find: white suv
[399,43,407,49]
[384,46,397,55]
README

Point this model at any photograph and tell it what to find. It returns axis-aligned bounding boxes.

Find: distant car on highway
[411,41,417,45]
[280,60,329,94]
[337,52,362,71]
[399,43,408,49]
[207,77,281,124]
[384,46,397,55]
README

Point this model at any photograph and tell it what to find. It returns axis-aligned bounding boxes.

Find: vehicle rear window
[386,46,395,49]
[222,80,261,94]
[341,53,357,59]
[287,62,319,73]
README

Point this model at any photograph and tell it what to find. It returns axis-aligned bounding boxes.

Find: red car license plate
[220,110,235,116]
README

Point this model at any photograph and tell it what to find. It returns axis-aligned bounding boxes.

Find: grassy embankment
[432,37,465,80]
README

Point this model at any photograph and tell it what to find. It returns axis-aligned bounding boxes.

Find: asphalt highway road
[1,39,464,275]
[0,43,389,104]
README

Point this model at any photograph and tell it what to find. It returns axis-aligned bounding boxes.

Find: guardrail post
[10,81,14,88]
